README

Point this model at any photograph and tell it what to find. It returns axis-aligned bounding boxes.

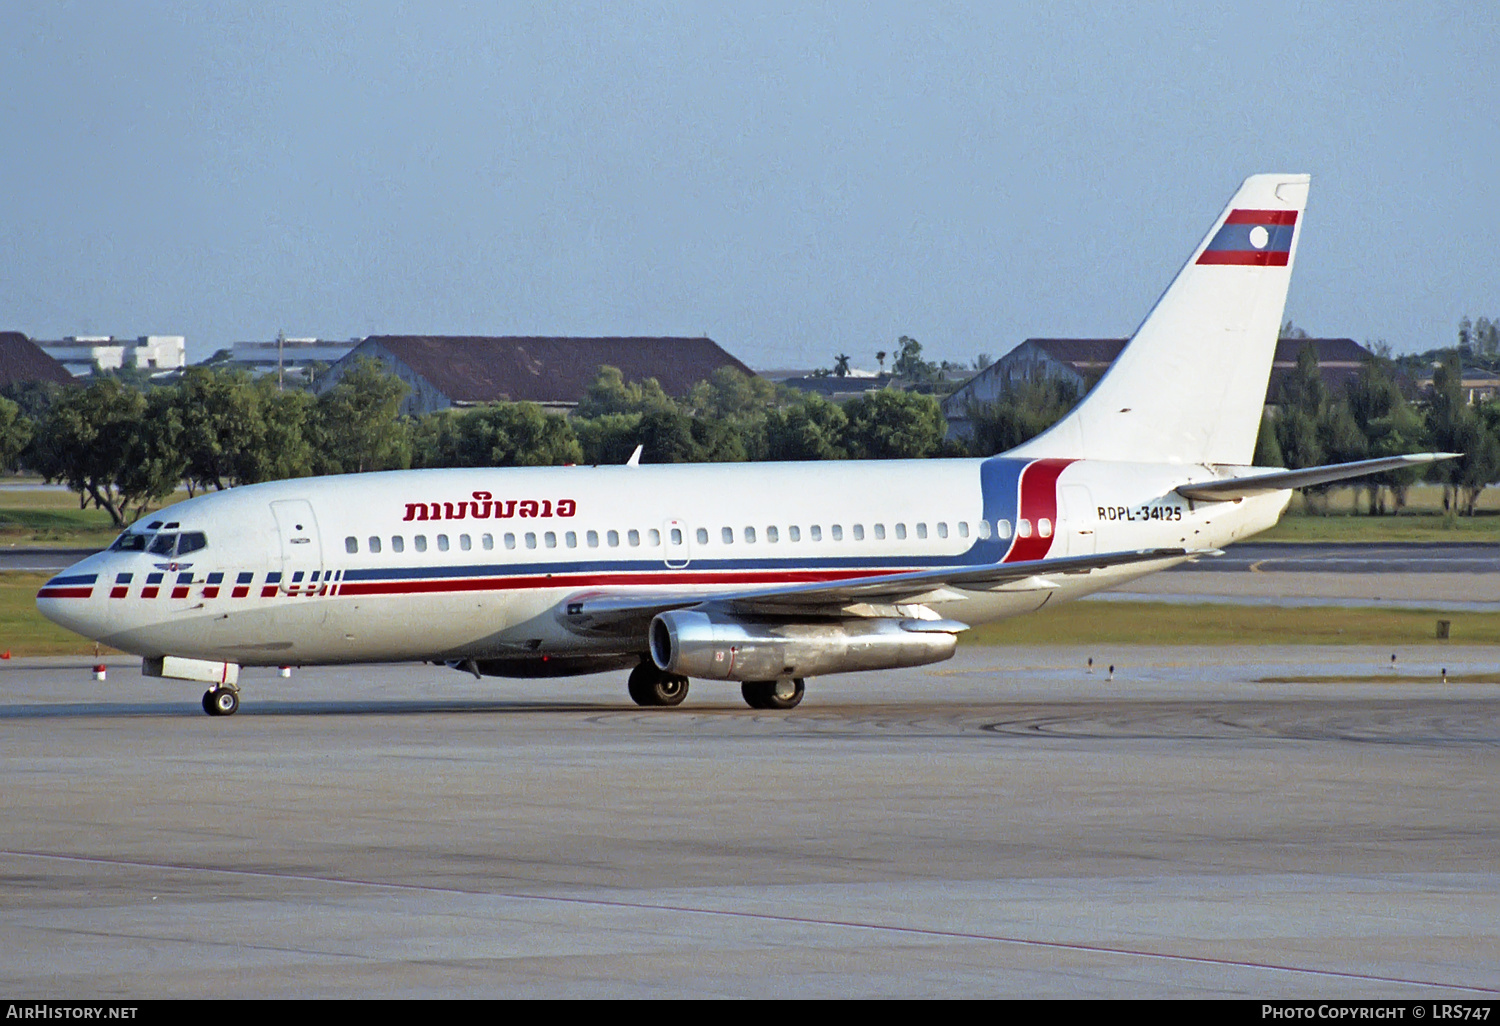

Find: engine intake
[650,609,963,681]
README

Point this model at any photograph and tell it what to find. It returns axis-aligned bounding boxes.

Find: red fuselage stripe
[1004,458,1074,563]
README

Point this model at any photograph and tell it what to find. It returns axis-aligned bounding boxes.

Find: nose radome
[36,558,111,640]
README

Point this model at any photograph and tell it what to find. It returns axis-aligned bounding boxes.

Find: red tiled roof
[355,336,754,405]
[0,333,77,387]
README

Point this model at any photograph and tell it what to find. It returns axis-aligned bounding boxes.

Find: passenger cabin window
[1038,518,1053,538]
[346,537,358,554]
[976,520,991,539]
[369,536,382,553]
[607,530,620,547]
[525,533,537,549]
[895,524,907,540]
[392,536,405,552]
[414,535,428,552]
[994,520,1012,540]
[504,533,517,549]
[744,527,756,543]
[460,534,472,551]
[810,525,822,541]
[831,525,843,541]
[766,526,779,543]
[587,530,599,548]
[628,530,640,547]
[1016,519,1032,538]
[544,531,557,548]
[789,526,801,542]
[916,523,928,539]
[565,531,577,548]
[852,525,864,541]
[873,524,886,540]
[722,527,734,544]
[647,529,660,546]
[695,528,708,545]
[482,533,493,550]
[437,534,449,552]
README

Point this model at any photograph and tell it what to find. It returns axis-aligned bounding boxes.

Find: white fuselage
[37,456,1288,670]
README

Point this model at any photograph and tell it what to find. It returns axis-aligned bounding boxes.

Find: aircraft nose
[36,562,110,640]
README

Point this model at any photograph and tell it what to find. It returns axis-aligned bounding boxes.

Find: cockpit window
[109,529,210,557]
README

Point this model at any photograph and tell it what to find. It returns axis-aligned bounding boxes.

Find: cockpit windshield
[109,530,208,557]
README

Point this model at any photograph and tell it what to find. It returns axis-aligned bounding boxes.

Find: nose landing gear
[202,686,240,717]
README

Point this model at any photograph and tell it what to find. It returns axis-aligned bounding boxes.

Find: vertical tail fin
[1008,173,1310,465]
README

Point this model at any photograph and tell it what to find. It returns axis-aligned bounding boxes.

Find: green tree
[309,358,411,474]
[1344,356,1427,512]
[764,394,850,461]
[171,368,264,494]
[891,335,937,383]
[573,365,675,418]
[28,379,186,526]
[0,397,33,472]
[572,412,645,466]
[841,389,945,459]
[1425,354,1500,515]
[412,403,583,468]
[966,378,1080,455]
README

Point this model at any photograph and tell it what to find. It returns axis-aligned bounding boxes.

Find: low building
[317,336,756,417]
[36,335,186,377]
[0,333,81,388]
[226,337,362,383]
[943,337,1374,439]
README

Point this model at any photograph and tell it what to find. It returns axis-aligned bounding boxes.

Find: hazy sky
[3,1,1496,369]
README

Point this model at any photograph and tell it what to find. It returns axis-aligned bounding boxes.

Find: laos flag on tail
[1196,209,1297,266]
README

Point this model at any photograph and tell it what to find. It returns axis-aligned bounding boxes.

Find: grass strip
[1256,673,1500,684]
[961,600,1500,646]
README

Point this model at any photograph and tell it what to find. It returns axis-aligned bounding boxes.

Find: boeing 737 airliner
[37,174,1454,715]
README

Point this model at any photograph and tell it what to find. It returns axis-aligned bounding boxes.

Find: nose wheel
[202,686,240,717]
[742,678,805,710]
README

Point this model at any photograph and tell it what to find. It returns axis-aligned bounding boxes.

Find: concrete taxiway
[2,647,1496,998]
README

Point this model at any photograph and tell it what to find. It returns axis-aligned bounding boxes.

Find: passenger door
[270,500,327,605]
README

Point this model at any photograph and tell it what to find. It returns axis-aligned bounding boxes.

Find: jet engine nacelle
[649,609,963,681]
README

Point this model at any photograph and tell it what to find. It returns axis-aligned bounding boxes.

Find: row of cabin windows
[342,517,1054,556]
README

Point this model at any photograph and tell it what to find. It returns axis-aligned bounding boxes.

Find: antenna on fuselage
[626,445,643,468]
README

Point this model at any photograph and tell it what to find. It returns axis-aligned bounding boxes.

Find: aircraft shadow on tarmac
[0,698,630,719]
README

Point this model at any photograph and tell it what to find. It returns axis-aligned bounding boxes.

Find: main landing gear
[627,661,690,707]
[202,686,240,717]
[742,678,805,710]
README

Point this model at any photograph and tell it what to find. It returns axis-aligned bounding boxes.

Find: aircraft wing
[1177,453,1460,500]
[559,546,1209,637]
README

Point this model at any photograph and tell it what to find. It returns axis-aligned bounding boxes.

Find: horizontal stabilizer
[1176,453,1460,500]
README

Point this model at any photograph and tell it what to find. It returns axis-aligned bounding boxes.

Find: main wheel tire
[209,688,239,717]
[627,663,690,707]
[202,690,216,716]
[742,677,805,710]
